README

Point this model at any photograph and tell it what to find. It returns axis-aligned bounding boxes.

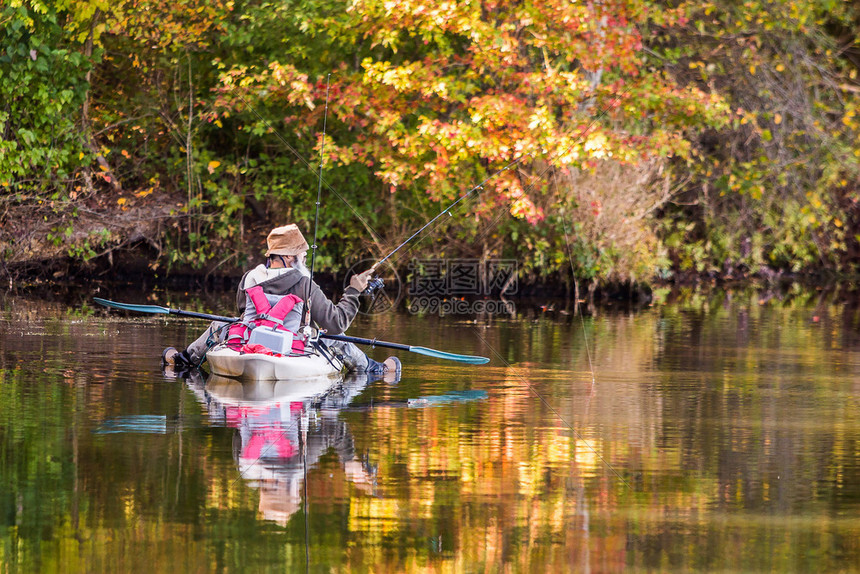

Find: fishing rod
[368,86,629,274]
[232,80,386,299]
[362,148,535,292]
[370,161,518,272]
[303,74,331,329]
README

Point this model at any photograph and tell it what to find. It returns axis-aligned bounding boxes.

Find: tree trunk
[81,9,121,193]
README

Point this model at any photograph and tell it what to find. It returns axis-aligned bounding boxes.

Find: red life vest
[227,285,305,353]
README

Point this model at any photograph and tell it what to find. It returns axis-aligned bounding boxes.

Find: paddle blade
[408,346,490,364]
[94,297,170,315]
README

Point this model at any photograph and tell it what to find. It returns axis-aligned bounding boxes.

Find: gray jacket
[236,269,360,335]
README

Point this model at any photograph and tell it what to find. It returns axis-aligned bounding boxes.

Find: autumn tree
[9,0,858,286]
[649,0,860,276]
[214,0,729,284]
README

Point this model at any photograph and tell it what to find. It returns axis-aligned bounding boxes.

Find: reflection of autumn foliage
[341,313,669,572]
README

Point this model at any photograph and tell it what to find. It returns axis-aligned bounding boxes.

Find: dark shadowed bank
[7,226,860,316]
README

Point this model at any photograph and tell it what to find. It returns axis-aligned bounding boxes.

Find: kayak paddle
[93,297,239,323]
[321,334,490,365]
[93,297,491,365]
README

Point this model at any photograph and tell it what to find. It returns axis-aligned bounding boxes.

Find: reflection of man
[256,457,375,524]
[187,372,381,526]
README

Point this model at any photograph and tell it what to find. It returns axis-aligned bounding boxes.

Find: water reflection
[185,373,374,526]
[3,289,860,572]
[187,372,493,527]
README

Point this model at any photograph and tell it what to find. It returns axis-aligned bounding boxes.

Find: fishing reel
[365,275,385,294]
[345,259,402,315]
[363,275,386,313]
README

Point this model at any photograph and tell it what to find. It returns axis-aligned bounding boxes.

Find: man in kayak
[162,224,400,376]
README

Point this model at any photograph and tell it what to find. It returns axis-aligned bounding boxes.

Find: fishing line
[380,83,633,271]
[561,209,595,387]
[308,74,330,286]
[301,409,311,574]
[471,328,630,490]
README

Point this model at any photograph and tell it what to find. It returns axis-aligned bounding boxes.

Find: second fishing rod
[297,74,385,305]
[302,73,331,330]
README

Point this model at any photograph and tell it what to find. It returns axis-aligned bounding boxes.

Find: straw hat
[265,224,309,256]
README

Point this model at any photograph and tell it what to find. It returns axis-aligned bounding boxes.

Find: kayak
[206,344,343,382]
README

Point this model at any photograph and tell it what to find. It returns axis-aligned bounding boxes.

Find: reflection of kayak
[205,372,342,406]
[206,344,343,382]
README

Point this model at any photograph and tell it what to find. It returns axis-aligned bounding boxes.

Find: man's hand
[349,269,373,292]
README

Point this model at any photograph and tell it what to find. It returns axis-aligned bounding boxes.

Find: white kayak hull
[206,345,342,381]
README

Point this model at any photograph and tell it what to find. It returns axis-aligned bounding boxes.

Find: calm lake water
[2,286,860,572]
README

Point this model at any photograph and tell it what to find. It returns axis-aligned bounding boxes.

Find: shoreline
[6,257,860,317]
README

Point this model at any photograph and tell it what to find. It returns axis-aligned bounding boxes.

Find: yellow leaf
[749,65,756,75]
[117,197,127,206]
[774,113,782,125]
[834,218,843,227]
